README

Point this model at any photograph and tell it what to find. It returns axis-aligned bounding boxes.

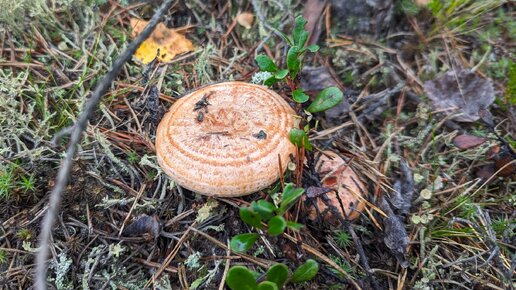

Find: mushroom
[156,82,297,197]
[304,151,366,222]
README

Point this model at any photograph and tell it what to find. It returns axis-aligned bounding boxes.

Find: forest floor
[0,0,515,289]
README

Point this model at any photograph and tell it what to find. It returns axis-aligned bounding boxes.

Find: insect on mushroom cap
[156,82,297,197]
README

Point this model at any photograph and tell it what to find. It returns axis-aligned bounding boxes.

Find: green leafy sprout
[227,15,346,289]
[255,15,344,151]
[227,184,318,289]
[225,259,319,290]
[230,183,305,252]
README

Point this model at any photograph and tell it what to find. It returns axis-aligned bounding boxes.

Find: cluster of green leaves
[227,184,319,289]
[255,16,318,89]
[255,16,343,150]
[226,260,319,290]
[230,183,305,252]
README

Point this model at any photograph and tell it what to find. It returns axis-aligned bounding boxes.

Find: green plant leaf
[226,266,258,290]
[264,76,280,87]
[292,89,309,103]
[271,27,293,46]
[267,215,287,236]
[251,200,276,221]
[266,263,289,289]
[291,259,319,283]
[306,87,343,113]
[287,221,304,231]
[256,55,279,72]
[292,16,309,47]
[230,233,259,253]
[240,207,263,229]
[305,44,319,52]
[279,183,305,214]
[257,281,278,290]
[287,46,301,79]
[289,128,313,151]
[275,69,289,79]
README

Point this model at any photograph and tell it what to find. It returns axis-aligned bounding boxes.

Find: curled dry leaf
[303,151,366,222]
[380,197,409,268]
[389,158,415,216]
[423,69,495,122]
[122,215,161,240]
[486,145,516,178]
[236,12,254,29]
[476,163,496,180]
[130,18,194,64]
[453,134,487,150]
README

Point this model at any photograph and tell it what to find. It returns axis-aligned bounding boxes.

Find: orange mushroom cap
[156,82,297,197]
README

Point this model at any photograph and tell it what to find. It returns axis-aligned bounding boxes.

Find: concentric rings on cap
[156,82,297,197]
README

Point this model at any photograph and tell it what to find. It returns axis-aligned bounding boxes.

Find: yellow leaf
[236,12,254,29]
[130,18,194,64]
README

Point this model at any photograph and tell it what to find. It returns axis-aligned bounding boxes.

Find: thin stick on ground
[34,1,177,289]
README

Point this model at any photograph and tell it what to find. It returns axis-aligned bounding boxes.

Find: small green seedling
[226,259,319,290]
[255,15,344,150]
[230,183,305,252]
[255,16,319,90]
[228,184,318,289]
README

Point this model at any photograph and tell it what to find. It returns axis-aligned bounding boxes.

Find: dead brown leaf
[423,70,495,122]
[453,135,487,150]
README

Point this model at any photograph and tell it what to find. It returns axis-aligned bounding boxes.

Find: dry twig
[34,1,177,288]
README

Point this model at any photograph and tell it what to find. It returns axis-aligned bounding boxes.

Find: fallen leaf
[423,69,495,122]
[491,147,516,178]
[453,135,487,150]
[303,0,327,45]
[380,197,409,268]
[130,18,194,64]
[389,158,415,215]
[236,12,254,29]
[478,108,495,128]
[122,215,161,240]
[477,145,515,180]
[303,151,366,222]
[476,164,496,180]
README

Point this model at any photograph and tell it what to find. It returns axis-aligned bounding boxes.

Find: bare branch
[34,1,177,289]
